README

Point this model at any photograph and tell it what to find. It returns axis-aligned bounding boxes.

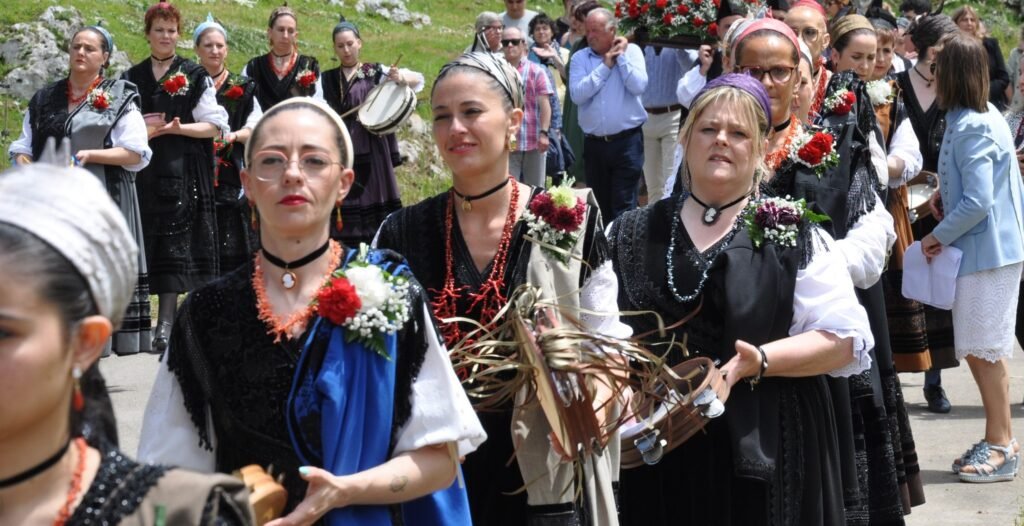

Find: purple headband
[694,73,773,132]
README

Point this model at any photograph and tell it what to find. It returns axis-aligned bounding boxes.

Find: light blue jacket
[933,104,1024,276]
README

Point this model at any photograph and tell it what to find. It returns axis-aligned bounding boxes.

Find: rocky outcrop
[0,6,132,99]
[354,0,431,29]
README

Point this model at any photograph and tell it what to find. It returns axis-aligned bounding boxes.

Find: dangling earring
[507,134,517,152]
[335,204,343,232]
[72,366,84,412]
[251,205,259,231]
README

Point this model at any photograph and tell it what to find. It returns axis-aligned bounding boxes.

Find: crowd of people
[1,0,1023,525]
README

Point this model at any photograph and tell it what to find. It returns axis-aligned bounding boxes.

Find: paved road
[99,347,1024,524]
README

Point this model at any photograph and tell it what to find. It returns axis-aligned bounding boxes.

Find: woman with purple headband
[609,73,872,525]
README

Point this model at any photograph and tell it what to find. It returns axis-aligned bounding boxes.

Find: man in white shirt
[500,0,538,46]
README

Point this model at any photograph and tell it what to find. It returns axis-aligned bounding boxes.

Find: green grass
[0,0,570,202]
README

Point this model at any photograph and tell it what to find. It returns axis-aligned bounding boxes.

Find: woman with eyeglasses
[318,17,424,247]
[611,73,871,526]
[0,151,253,526]
[468,12,504,57]
[138,97,484,525]
[243,6,322,113]
[193,14,263,276]
[894,14,961,412]
[731,19,929,521]
[121,2,229,353]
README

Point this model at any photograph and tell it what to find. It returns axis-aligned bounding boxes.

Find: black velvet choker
[690,192,750,225]
[0,437,71,488]
[150,53,175,63]
[773,119,792,133]
[452,177,511,212]
[262,240,331,289]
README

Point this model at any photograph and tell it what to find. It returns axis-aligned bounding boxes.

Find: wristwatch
[539,129,549,136]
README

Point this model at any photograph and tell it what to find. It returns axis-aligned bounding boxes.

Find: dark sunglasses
[501,38,524,47]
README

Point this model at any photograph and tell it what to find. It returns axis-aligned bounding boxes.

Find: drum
[358,81,416,136]
[619,357,727,469]
[907,183,937,223]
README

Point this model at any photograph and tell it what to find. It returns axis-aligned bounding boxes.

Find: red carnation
[693,0,702,5]
[225,85,244,99]
[615,3,623,16]
[656,0,668,8]
[92,94,109,110]
[173,75,187,90]
[663,13,674,24]
[163,78,177,93]
[831,91,856,115]
[677,4,689,14]
[693,16,704,26]
[316,276,362,326]
[628,0,637,6]
[708,22,719,36]
[640,4,650,13]
[798,132,833,165]
[629,5,640,17]
[298,71,317,89]
[714,0,721,6]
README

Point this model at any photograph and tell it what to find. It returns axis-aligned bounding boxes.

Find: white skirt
[952,261,1024,362]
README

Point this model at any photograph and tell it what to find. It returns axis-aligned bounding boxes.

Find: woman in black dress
[243,6,321,112]
[896,14,960,410]
[318,18,423,246]
[193,14,262,275]
[952,6,1010,110]
[0,157,251,526]
[9,26,154,357]
[612,73,872,526]
[121,2,228,352]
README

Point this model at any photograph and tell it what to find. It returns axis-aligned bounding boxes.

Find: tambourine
[358,81,417,136]
[514,309,606,459]
[236,464,287,526]
[907,183,937,223]
[619,356,727,469]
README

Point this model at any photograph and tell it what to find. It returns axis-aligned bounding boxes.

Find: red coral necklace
[52,437,87,526]
[808,57,829,118]
[269,52,297,78]
[66,76,102,106]
[430,178,520,347]
[253,239,343,342]
[764,116,799,171]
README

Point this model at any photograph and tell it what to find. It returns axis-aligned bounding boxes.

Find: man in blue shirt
[642,46,694,203]
[569,7,648,221]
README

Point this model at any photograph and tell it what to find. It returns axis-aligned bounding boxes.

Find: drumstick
[339,54,406,119]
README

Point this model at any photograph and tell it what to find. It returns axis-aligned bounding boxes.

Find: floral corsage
[87,87,111,111]
[522,181,587,263]
[742,196,827,248]
[160,70,190,96]
[865,79,893,106]
[355,63,380,80]
[296,68,318,90]
[314,245,410,359]
[221,74,247,112]
[822,87,856,115]
[789,128,839,178]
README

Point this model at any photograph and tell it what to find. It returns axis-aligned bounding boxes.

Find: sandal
[952,438,1020,473]
[958,441,1019,483]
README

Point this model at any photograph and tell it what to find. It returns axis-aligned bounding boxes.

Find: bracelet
[747,346,769,389]
[539,129,549,136]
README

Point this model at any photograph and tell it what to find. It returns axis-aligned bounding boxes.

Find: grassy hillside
[0,0,568,201]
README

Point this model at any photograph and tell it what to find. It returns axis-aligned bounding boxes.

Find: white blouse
[836,192,897,290]
[194,82,231,135]
[676,57,706,108]
[886,119,924,188]
[9,104,153,172]
[137,302,487,472]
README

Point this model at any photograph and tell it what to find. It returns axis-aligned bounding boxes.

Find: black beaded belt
[584,125,642,142]
[644,103,683,115]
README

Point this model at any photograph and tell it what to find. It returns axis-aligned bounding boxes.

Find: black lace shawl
[215,76,257,192]
[245,54,319,111]
[772,71,880,240]
[165,249,430,511]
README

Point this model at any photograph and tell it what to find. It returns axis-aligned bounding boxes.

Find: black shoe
[924,385,952,413]
[152,321,172,353]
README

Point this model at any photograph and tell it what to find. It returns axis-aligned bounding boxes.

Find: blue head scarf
[333,17,360,39]
[84,25,114,54]
[193,13,227,45]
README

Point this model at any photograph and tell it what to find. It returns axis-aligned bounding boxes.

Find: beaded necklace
[808,57,829,118]
[665,194,743,303]
[268,52,297,78]
[764,115,800,171]
[53,438,87,526]
[253,239,343,343]
[66,76,102,106]
[430,178,520,347]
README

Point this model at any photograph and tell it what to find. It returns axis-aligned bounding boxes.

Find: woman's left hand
[265,467,349,526]
[388,67,402,84]
[719,340,763,403]
[921,233,943,261]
